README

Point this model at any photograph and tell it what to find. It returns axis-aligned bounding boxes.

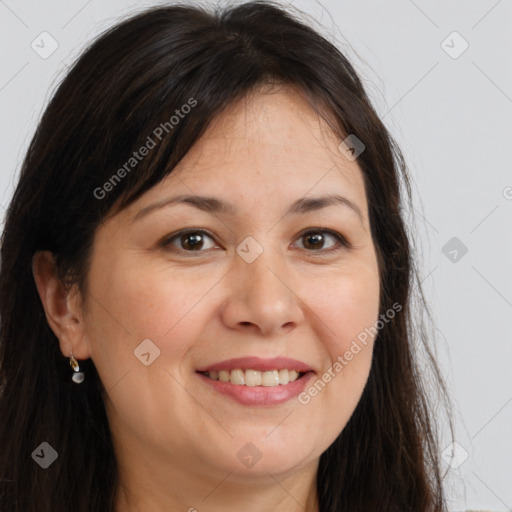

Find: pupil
[305,233,323,249]
[183,233,202,250]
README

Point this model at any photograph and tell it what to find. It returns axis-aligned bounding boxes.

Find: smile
[198,369,306,387]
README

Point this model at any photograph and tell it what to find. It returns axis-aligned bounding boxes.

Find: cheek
[329,277,378,319]
[305,263,379,423]
[315,262,380,356]
[90,256,217,334]
[84,258,218,392]
[84,260,216,444]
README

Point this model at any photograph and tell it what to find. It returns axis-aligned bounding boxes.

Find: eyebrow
[131,193,364,224]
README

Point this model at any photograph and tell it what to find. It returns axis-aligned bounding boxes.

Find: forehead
[112,85,370,230]
[168,86,366,195]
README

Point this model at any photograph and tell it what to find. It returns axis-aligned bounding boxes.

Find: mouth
[197,368,310,387]
[195,356,315,405]
[195,368,315,406]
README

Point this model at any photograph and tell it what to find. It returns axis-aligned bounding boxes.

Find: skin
[32,84,380,512]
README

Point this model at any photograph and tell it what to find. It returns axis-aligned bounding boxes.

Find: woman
[0,1,454,510]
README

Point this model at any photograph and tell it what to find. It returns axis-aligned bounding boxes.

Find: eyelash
[160,228,352,256]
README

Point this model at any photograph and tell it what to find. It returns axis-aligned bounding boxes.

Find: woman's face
[81,86,380,484]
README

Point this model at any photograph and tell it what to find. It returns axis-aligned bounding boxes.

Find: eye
[160,228,351,256]
[293,229,350,253]
[161,229,218,253]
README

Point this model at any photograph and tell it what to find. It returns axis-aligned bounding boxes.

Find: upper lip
[196,356,314,373]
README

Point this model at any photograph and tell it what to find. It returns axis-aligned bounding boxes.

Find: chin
[204,440,314,479]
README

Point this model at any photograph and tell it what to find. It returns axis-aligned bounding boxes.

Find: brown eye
[294,229,349,253]
[181,232,208,251]
[302,232,327,250]
[161,230,217,252]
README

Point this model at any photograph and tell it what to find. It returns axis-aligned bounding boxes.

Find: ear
[31,250,91,360]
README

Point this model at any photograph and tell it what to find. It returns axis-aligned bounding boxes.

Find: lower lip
[196,371,315,406]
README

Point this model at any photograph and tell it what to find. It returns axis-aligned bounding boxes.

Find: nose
[220,245,305,337]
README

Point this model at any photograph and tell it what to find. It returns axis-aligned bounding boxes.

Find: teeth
[204,369,303,386]
[279,369,289,385]
[262,370,279,387]
[230,369,245,385]
[245,369,261,386]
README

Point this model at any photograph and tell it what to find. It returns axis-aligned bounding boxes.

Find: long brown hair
[0,1,454,510]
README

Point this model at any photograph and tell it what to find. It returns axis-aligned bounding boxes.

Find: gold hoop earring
[69,352,84,384]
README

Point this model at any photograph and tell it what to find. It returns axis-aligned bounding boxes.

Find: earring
[69,352,85,384]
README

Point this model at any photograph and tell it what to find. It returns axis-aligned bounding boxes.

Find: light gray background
[0,0,511,510]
